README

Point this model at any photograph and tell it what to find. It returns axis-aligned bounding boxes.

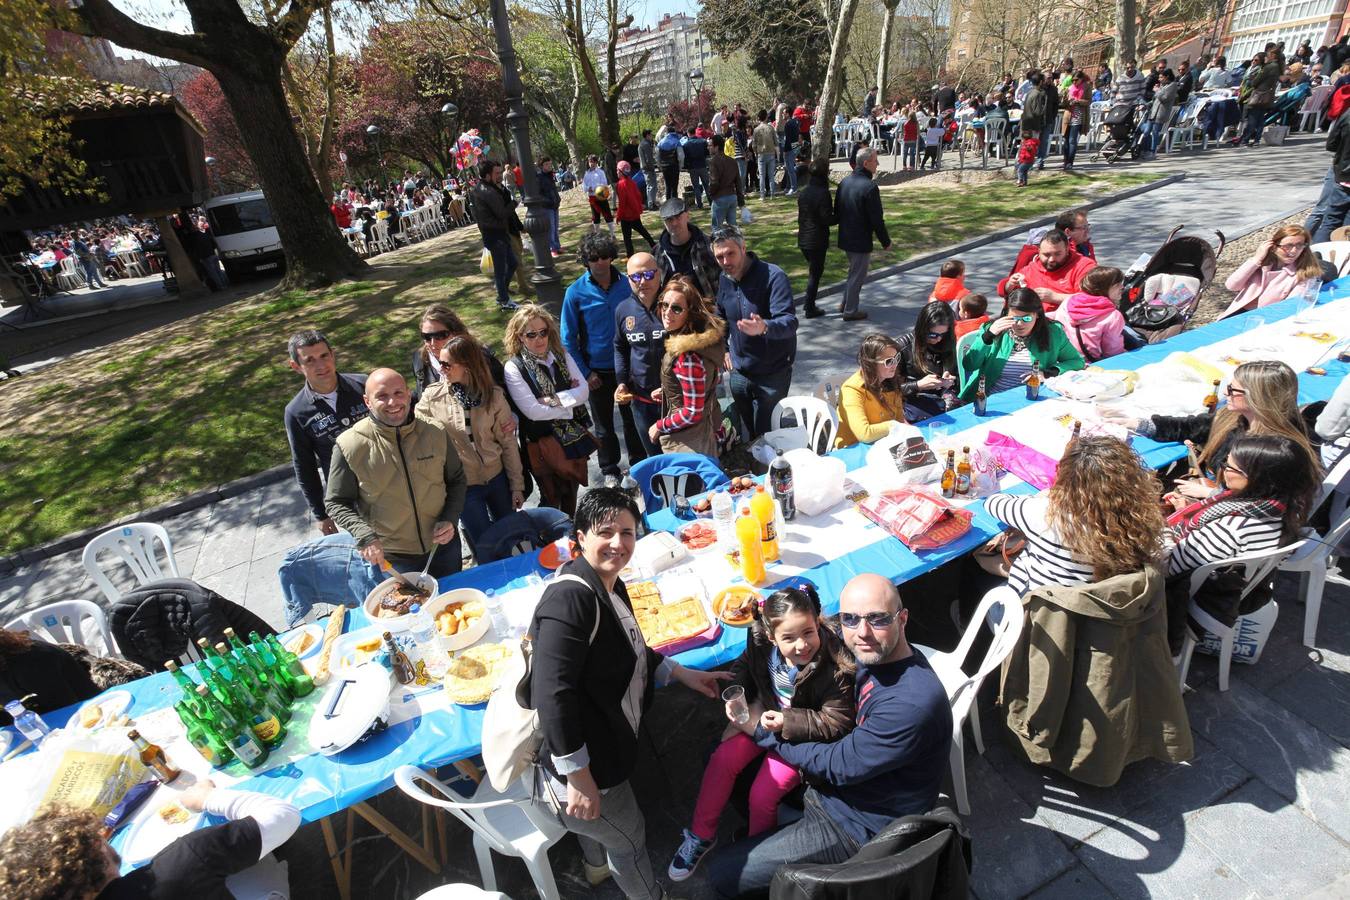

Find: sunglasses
[839,611,899,630]
[874,354,899,367]
[523,328,549,340]
[1277,242,1307,251]
[1010,314,1037,324]
[420,329,452,342]
[925,330,949,339]
[1222,463,1247,477]
[628,270,659,283]
[1225,385,1246,397]
[659,302,687,315]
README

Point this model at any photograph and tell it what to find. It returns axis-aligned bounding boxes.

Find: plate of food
[282,622,324,659]
[363,573,439,630]
[424,589,491,651]
[120,793,204,867]
[76,690,132,731]
[712,586,760,627]
[443,642,513,705]
[334,631,387,673]
[727,476,757,496]
[676,520,719,552]
[691,495,714,517]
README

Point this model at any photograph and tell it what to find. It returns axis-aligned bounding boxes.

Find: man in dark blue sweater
[614,251,666,456]
[283,330,368,536]
[706,573,952,898]
[712,226,798,443]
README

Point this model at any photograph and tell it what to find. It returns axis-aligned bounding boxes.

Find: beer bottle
[384,631,416,685]
[176,699,233,767]
[974,376,988,416]
[128,729,181,783]
[195,684,267,769]
[1070,419,1082,445]
[216,642,290,725]
[1203,379,1220,414]
[955,446,972,495]
[261,633,315,698]
[941,450,957,498]
[227,628,294,704]
[1025,360,1041,401]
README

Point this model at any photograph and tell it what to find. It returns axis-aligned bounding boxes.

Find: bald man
[707,574,952,898]
[614,251,667,455]
[325,368,468,578]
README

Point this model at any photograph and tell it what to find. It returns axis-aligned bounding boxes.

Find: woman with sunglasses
[1107,360,1319,500]
[410,303,506,401]
[1218,224,1323,319]
[895,301,960,422]
[416,334,526,551]
[835,333,908,448]
[649,276,728,459]
[957,288,1084,401]
[1163,434,1320,652]
[503,305,596,516]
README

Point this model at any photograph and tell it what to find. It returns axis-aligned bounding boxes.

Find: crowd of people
[19,221,163,292]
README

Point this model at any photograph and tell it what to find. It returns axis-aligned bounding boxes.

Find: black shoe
[804,304,824,319]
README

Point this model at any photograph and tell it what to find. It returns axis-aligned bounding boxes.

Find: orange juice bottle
[735,507,766,584]
[750,486,780,562]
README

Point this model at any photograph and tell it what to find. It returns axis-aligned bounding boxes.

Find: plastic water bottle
[406,603,446,680]
[711,490,736,553]
[4,698,51,748]
[620,471,647,534]
[407,603,435,650]
[484,590,514,640]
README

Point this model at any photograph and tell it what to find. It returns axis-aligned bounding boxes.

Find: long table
[6,288,1348,879]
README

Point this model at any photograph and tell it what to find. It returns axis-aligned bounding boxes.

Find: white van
[203,190,285,279]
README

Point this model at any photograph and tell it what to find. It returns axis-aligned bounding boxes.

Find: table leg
[352,801,442,874]
[320,813,353,900]
[452,758,483,783]
[435,808,450,865]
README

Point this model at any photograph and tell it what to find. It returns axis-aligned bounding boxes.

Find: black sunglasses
[421,329,451,342]
[839,611,899,630]
[523,328,549,340]
[659,302,687,314]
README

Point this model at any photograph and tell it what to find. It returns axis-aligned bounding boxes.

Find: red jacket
[997,248,1097,309]
[1008,240,1095,275]
[615,175,644,221]
[330,203,352,228]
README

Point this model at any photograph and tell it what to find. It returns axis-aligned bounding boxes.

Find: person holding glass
[1219,225,1323,319]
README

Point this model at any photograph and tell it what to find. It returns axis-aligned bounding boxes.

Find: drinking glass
[1237,315,1265,352]
[1294,278,1322,323]
[722,685,750,725]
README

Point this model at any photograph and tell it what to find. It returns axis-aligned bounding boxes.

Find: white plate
[281,622,324,659]
[119,790,204,867]
[76,690,132,731]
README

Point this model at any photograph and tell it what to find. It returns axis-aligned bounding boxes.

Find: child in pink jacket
[1049,266,1126,363]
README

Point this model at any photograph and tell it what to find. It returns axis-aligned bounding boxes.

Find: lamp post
[688,68,704,115]
[488,0,563,310]
[366,124,383,182]
[204,156,219,195]
[440,102,459,184]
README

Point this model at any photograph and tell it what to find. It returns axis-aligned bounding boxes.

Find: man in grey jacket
[834,147,891,321]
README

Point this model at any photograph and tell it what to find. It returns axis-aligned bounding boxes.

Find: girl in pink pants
[668,584,856,881]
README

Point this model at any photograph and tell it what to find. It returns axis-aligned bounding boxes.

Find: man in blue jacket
[562,231,649,476]
[614,251,666,456]
[707,573,952,897]
[712,225,797,441]
[835,146,892,322]
[283,329,368,536]
[682,127,710,209]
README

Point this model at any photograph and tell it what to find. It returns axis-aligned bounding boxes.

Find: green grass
[0,169,1159,553]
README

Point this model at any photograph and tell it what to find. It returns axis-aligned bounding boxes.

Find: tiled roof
[19,76,179,116]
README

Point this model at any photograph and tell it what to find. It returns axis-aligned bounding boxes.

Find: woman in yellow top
[835,332,909,448]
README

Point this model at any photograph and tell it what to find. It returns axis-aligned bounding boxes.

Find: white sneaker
[668,829,715,881]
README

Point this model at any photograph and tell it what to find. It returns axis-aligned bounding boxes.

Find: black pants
[800,245,827,310]
[588,369,648,476]
[662,166,681,201]
[620,218,656,257]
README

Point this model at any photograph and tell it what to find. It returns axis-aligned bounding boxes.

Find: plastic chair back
[926,586,1023,719]
[811,372,854,409]
[1311,240,1350,273]
[1186,541,1302,601]
[629,453,728,513]
[82,523,179,604]
[6,598,117,655]
[771,396,837,456]
[393,765,567,859]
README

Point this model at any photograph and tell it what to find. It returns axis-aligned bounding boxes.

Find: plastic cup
[722,685,750,724]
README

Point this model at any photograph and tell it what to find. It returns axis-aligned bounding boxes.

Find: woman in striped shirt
[985,436,1165,596]
[650,276,728,459]
[957,288,1084,402]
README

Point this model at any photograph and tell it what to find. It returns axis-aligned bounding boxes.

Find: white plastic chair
[1311,240,1350,278]
[6,598,118,655]
[811,372,854,409]
[55,256,85,291]
[770,396,837,456]
[916,586,1023,815]
[415,886,510,900]
[1176,541,1306,691]
[1281,452,1350,646]
[1298,84,1334,131]
[82,522,179,604]
[394,766,567,900]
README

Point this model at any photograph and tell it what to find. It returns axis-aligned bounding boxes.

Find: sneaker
[804,304,824,319]
[668,829,715,881]
[584,861,611,886]
[497,299,519,311]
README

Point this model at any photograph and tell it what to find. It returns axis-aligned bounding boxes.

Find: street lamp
[688,67,704,107]
[366,124,383,181]
[204,156,219,195]
[441,102,459,117]
[487,0,563,310]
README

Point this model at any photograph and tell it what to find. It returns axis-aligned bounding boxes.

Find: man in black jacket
[469,159,520,311]
[835,147,891,322]
[537,155,563,257]
[284,329,368,536]
[655,197,722,297]
[1306,111,1350,241]
[796,158,836,318]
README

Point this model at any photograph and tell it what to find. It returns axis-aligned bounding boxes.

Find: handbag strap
[551,573,603,645]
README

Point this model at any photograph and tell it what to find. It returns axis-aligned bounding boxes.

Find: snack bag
[857,486,973,550]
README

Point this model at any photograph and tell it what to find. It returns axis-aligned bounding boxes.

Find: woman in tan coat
[417,334,525,550]
[649,276,727,460]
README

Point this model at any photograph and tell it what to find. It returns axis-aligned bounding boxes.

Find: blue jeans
[730,366,792,442]
[1063,123,1081,167]
[783,145,798,191]
[482,232,517,304]
[758,155,776,197]
[736,158,748,189]
[711,194,738,229]
[1138,120,1163,153]
[903,140,918,168]
[277,533,382,627]
[1307,166,1350,242]
[706,789,860,899]
[643,170,659,208]
[688,168,709,207]
[1016,160,1033,184]
[1241,105,1266,145]
[460,470,515,553]
[629,397,664,456]
[1037,123,1054,164]
[545,208,560,252]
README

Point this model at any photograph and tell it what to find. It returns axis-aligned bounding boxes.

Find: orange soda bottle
[750,486,780,563]
[735,506,767,585]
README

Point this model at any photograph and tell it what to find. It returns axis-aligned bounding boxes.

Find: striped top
[1166,515,1283,578]
[985,494,1097,595]
[994,346,1034,393]
[767,646,799,708]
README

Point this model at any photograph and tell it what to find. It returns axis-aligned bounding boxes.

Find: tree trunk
[814,0,865,165]
[876,4,897,99]
[313,8,338,198]
[1116,0,1137,68]
[214,56,365,289]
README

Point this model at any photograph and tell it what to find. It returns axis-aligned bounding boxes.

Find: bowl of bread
[363,572,439,631]
[423,588,492,651]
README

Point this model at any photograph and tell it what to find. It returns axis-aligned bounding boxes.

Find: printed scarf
[1166,489,1286,542]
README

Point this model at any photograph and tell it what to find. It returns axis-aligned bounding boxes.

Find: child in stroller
[1093,102,1144,163]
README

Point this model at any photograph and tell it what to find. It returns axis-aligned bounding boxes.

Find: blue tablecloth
[23,287,1350,840]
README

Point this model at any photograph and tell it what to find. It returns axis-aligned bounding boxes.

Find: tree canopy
[698,0,832,99]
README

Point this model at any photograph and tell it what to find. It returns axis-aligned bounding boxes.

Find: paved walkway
[2,135,1347,897]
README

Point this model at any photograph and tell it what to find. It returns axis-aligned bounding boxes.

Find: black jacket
[797,174,837,252]
[527,556,667,789]
[284,373,369,520]
[655,224,722,299]
[1329,113,1350,183]
[0,640,99,726]
[896,331,957,417]
[836,169,890,254]
[110,578,277,672]
[470,181,514,235]
[537,170,561,210]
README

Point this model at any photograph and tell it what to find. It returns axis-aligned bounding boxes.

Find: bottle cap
[3,700,22,713]
[410,603,421,614]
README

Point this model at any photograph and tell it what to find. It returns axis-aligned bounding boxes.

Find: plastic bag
[784,448,846,516]
[857,486,973,550]
[741,206,754,224]
[2,726,147,834]
[480,247,494,276]
[864,423,941,485]
[984,431,1059,490]
[1044,368,1137,401]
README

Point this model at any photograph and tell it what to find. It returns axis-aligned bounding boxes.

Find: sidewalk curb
[811,172,1188,301]
[0,464,291,575]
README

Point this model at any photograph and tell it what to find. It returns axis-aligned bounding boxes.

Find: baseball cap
[659,198,688,219]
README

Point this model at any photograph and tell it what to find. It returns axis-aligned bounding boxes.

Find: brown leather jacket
[728,620,856,743]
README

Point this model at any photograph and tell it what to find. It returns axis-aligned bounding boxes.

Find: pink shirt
[1220,258,1307,318]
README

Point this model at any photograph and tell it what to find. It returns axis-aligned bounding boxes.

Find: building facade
[1225,0,1348,62]
[614,13,715,109]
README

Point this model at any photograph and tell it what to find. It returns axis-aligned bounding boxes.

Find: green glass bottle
[164,660,200,699]
[248,632,296,695]
[201,662,283,748]
[233,628,295,703]
[263,633,316,697]
[195,684,267,769]
[215,642,291,726]
[176,699,234,767]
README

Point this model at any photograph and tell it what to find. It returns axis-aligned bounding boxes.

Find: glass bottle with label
[955,446,972,495]
[194,684,267,769]
[941,450,956,498]
[128,729,181,783]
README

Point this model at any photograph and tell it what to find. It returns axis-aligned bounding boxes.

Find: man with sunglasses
[614,252,667,456]
[707,573,952,898]
[284,329,368,536]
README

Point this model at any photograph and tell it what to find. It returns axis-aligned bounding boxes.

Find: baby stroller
[1093,102,1142,164]
[1120,225,1226,343]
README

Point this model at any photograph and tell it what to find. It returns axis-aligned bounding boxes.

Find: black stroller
[1120,225,1226,343]
[1092,102,1143,164]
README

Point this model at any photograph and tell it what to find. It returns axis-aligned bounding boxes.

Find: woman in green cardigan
[958,287,1085,400]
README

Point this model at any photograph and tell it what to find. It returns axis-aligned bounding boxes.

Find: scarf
[516,350,595,458]
[449,382,482,410]
[1166,489,1286,542]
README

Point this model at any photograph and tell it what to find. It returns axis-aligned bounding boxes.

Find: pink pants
[690,732,802,840]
